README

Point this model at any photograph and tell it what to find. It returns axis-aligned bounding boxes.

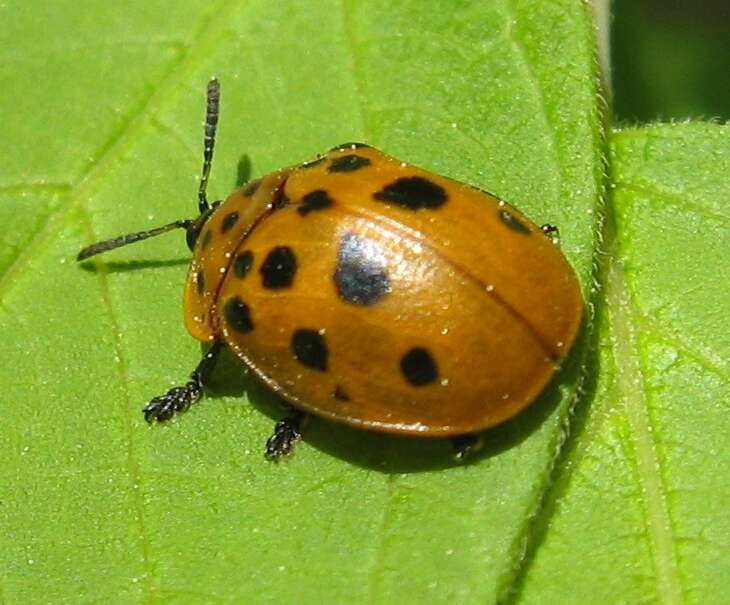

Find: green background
[1,1,727,603]
[612,0,730,122]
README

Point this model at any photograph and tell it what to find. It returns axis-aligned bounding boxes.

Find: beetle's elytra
[78,80,583,460]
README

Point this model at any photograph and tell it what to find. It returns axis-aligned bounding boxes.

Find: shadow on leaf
[236,154,252,188]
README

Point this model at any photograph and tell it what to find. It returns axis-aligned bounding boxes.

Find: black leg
[265,407,306,460]
[540,223,560,241]
[143,341,224,423]
[450,433,484,461]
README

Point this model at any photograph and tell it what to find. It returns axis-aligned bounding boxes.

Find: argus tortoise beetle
[78,79,583,460]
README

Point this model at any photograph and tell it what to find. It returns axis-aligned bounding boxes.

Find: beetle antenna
[77,219,193,261]
[77,80,221,262]
[198,78,220,215]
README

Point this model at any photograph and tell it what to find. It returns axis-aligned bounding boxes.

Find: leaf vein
[614,181,730,224]
[366,474,397,604]
[339,0,369,140]
[0,183,71,194]
[607,251,684,603]
[0,0,246,299]
[77,205,157,596]
[636,314,728,380]
[501,0,563,199]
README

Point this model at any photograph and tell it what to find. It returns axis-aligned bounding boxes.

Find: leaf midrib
[606,230,683,603]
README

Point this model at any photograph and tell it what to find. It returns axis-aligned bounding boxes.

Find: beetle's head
[184,201,221,252]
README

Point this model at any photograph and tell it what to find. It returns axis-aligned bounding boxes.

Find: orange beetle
[78,80,583,460]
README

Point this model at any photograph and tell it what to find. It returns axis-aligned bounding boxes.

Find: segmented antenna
[77,80,220,262]
[198,78,220,214]
[76,220,193,261]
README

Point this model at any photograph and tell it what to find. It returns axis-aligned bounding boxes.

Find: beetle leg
[540,223,560,242]
[450,433,484,461]
[265,408,307,460]
[143,341,224,423]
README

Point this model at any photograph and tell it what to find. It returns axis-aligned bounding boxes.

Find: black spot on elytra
[301,156,326,170]
[333,385,350,401]
[374,176,447,210]
[221,211,239,233]
[329,142,369,151]
[298,190,334,216]
[243,179,261,197]
[334,233,391,305]
[196,270,205,295]
[499,209,531,235]
[400,347,438,386]
[233,250,253,278]
[224,296,253,333]
[201,229,213,250]
[260,246,297,289]
[291,329,328,371]
[328,154,371,173]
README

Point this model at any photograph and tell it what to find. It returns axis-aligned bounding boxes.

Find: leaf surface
[520,123,730,604]
[2,1,609,603]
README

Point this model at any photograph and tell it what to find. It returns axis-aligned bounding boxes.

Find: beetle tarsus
[265,410,306,460]
[142,341,224,423]
[450,433,484,461]
[540,223,560,243]
[143,381,201,422]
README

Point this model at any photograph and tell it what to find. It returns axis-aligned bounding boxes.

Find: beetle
[78,79,583,460]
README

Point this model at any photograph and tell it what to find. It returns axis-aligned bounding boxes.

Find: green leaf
[2,0,609,603]
[520,123,730,603]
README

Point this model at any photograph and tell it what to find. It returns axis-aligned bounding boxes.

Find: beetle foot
[265,411,305,460]
[143,381,202,423]
[540,223,560,243]
[450,433,484,461]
